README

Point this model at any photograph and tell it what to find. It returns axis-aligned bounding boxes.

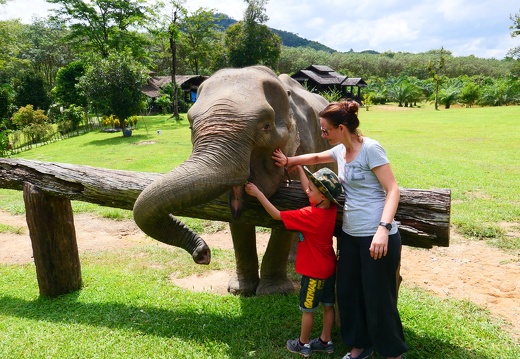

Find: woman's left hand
[369,229,389,260]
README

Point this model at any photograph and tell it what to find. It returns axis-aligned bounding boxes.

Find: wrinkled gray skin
[133,66,331,296]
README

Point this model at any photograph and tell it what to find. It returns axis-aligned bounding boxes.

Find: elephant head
[133,66,301,264]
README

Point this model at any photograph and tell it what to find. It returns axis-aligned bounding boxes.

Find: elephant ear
[283,107,300,157]
[278,74,330,158]
[259,69,299,159]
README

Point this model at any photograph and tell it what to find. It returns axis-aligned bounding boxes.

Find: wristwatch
[379,221,392,230]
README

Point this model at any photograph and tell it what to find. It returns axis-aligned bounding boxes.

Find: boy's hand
[245,183,260,197]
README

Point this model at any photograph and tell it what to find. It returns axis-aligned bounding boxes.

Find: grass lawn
[1,245,518,358]
[1,104,519,358]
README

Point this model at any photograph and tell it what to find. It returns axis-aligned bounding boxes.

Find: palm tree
[479,78,520,106]
[437,79,462,109]
[385,76,421,107]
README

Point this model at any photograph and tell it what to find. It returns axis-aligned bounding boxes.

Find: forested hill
[214,14,338,53]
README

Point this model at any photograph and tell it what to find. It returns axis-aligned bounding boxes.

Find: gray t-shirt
[329,137,397,236]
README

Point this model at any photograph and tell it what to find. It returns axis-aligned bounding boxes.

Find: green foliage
[0,222,23,234]
[384,76,424,107]
[56,104,85,134]
[478,77,520,106]
[437,78,463,109]
[157,95,172,114]
[13,71,51,111]
[224,0,281,69]
[0,129,11,157]
[458,80,481,107]
[319,87,343,102]
[179,8,224,75]
[23,18,75,92]
[272,28,335,52]
[213,13,335,53]
[225,21,281,69]
[78,54,147,126]
[48,0,152,60]
[508,9,520,58]
[128,115,139,127]
[276,47,514,81]
[0,83,15,120]
[10,104,47,128]
[53,61,87,107]
[11,105,52,144]
[427,47,447,110]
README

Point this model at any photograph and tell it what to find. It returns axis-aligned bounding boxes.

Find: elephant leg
[288,236,298,262]
[257,229,296,296]
[228,222,259,296]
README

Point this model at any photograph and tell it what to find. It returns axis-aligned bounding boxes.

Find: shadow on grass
[82,133,157,147]
[0,294,492,359]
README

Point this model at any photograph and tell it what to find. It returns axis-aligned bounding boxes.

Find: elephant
[133,65,333,296]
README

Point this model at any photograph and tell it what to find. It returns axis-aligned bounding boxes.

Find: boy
[245,165,343,358]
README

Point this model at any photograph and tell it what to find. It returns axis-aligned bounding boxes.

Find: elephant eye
[262,124,270,131]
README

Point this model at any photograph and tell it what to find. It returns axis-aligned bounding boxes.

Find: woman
[273,100,407,359]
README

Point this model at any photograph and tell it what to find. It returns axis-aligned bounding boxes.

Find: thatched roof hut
[291,65,367,104]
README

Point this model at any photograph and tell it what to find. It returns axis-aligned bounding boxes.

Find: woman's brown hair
[319,99,360,135]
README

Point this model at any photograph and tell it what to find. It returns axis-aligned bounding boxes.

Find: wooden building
[140,74,208,113]
[291,65,367,104]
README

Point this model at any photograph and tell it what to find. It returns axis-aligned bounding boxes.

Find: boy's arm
[295,165,309,193]
[245,183,281,220]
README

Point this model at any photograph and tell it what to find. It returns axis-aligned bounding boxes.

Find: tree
[13,72,52,111]
[427,47,446,110]
[458,79,480,108]
[179,8,223,75]
[0,20,31,82]
[78,53,147,130]
[479,78,520,106]
[52,61,87,108]
[385,76,422,107]
[224,0,281,69]
[22,18,74,91]
[47,0,151,60]
[149,0,187,120]
[56,104,85,134]
[437,79,462,109]
[11,104,53,144]
[0,84,15,121]
[166,1,186,120]
[508,9,520,59]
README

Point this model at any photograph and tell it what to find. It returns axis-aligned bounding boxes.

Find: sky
[1,0,518,59]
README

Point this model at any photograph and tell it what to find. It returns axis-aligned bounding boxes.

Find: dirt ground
[1,211,518,340]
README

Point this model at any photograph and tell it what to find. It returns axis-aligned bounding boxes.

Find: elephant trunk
[133,155,249,264]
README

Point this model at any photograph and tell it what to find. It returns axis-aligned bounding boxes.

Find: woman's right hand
[272,149,288,167]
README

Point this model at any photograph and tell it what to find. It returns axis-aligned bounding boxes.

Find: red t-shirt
[280,204,337,279]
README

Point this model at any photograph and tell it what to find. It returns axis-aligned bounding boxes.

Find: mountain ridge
[214,13,372,54]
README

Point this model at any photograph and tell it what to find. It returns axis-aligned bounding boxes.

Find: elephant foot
[256,275,296,296]
[227,273,260,297]
[192,243,211,265]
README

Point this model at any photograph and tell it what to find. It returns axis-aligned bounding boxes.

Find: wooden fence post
[23,182,82,297]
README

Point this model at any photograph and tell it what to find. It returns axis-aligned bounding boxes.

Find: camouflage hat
[303,166,343,205]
